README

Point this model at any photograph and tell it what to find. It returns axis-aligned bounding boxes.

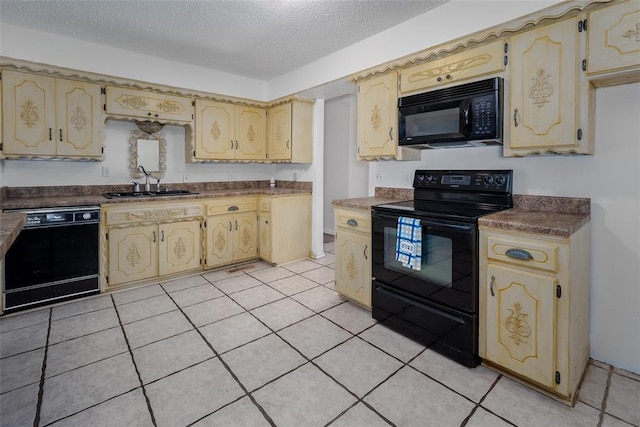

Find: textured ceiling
[0,0,447,80]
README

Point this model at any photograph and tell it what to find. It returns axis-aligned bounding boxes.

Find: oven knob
[82,212,92,220]
[416,174,425,183]
[495,176,506,186]
[484,176,494,185]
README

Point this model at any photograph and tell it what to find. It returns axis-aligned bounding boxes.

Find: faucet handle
[132,181,140,192]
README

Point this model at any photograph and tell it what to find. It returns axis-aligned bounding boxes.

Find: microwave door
[399,99,469,145]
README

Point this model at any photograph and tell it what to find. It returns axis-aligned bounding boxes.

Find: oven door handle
[373,212,474,233]
[376,285,466,324]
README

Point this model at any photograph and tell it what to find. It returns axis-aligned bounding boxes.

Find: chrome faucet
[138,165,151,192]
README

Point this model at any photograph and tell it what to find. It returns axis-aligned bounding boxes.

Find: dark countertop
[332,187,413,210]
[479,195,591,237]
[0,213,26,258]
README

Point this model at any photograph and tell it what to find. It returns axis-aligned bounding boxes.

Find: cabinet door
[235,106,266,160]
[233,212,258,261]
[357,72,398,158]
[588,1,640,76]
[335,229,371,307]
[486,264,556,388]
[508,18,579,152]
[206,214,234,267]
[105,86,192,122]
[2,71,56,156]
[267,103,292,160]
[55,79,103,159]
[108,224,158,286]
[159,220,202,276]
[258,212,271,262]
[195,100,235,160]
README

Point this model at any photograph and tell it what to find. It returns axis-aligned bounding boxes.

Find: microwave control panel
[470,94,497,137]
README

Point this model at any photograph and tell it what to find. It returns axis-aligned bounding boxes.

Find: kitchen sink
[103,190,197,199]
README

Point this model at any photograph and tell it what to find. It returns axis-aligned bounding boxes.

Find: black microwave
[398,77,503,148]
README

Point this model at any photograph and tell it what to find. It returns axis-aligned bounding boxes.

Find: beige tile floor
[1,241,639,427]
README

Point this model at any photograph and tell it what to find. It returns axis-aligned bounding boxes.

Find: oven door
[371,210,477,313]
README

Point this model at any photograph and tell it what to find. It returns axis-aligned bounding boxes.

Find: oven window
[405,107,460,137]
[383,226,452,287]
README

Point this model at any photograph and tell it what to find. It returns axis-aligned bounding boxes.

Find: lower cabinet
[479,224,590,404]
[205,197,258,268]
[103,201,204,289]
[333,207,372,308]
[259,194,311,264]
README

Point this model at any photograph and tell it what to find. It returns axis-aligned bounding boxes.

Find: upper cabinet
[505,17,593,156]
[105,86,193,123]
[399,40,506,95]
[267,99,314,163]
[587,0,640,81]
[1,70,104,160]
[356,72,419,161]
[193,99,266,161]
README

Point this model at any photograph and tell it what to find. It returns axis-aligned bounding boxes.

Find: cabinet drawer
[399,41,505,94]
[105,202,203,226]
[335,208,371,233]
[206,197,257,216]
[105,86,193,122]
[487,235,559,272]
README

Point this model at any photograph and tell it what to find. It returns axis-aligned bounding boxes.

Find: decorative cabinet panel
[158,220,202,277]
[399,40,505,94]
[356,72,419,161]
[587,0,640,79]
[479,224,591,404]
[194,99,266,161]
[334,207,372,308]
[108,224,159,286]
[102,201,204,289]
[105,86,193,123]
[2,70,103,159]
[505,17,593,156]
[205,197,258,268]
[267,99,314,163]
[258,195,311,265]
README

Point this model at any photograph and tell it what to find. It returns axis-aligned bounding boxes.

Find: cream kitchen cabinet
[356,72,420,161]
[105,86,193,123]
[334,207,372,308]
[103,201,204,289]
[505,17,593,156]
[1,70,103,160]
[205,197,258,268]
[479,224,590,404]
[399,40,506,95]
[194,99,266,161]
[267,99,314,163]
[587,0,640,81]
[258,194,311,264]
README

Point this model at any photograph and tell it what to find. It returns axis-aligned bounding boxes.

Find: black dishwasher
[4,206,100,312]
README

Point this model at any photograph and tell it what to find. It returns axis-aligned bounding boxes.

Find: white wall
[368,83,640,374]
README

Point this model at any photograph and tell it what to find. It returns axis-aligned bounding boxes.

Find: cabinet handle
[364,245,368,260]
[346,219,358,227]
[389,127,393,141]
[228,205,239,211]
[235,140,239,149]
[59,129,63,142]
[235,220,238,230]
[513,108,519,128]
[153,231,156,243]
[490,275,495,297]
[505,248,534,261]
[49,128,53,141]
[229,221,232,231]
[230,140,234,149]
[286,139,290,149]
[161,230,164,242]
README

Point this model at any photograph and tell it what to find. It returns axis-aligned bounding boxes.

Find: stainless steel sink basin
[104,190,197,199]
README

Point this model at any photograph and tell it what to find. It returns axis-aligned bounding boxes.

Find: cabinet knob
[446,74,451,80]
[437,76,443,82]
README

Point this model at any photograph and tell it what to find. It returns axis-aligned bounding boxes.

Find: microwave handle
[462,99,471,129]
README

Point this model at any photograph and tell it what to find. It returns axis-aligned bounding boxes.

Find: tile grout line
[32,307,52,427]
[597,365,614,427]
[161,285,277,427]
[111,294,158,427]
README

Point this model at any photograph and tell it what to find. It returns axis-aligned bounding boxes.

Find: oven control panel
[414,170,512,193]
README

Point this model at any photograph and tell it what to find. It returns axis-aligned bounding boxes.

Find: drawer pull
[346,219,358,227]
[505,248,533,261]
[490,275,495,297]
[228,205,239,211]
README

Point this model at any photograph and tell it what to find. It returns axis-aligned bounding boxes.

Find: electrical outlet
[101,166,110,177]
[404,174,412,184]
[182,174,189,183]
[227,173,233,181]
[376,173,384,183]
